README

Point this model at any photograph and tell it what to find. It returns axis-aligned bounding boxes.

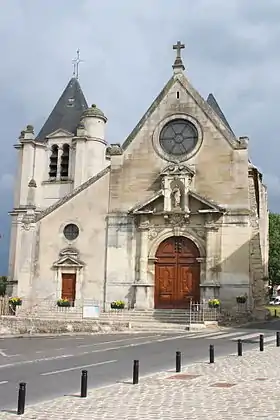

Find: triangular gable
[129,189,224,214]
[122,72,244,152]
[45,128,74,139]
[52,255,85,268]
[122,77,175,150]
[129,190,163,214]
[189,191,225,212]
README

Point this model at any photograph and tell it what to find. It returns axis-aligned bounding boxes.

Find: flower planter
[110,301,125,310]
[236,296,247,304]
[57,299,71,308]
[208,299,220,309]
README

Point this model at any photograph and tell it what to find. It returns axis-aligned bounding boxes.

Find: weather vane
[72,49,84,80]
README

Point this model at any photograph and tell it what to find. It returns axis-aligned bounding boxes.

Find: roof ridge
[37,166,110,221]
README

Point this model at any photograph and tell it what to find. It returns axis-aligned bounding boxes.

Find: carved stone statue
[172,187,181,209]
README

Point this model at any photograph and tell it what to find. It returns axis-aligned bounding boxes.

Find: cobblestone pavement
[1,344,280,419]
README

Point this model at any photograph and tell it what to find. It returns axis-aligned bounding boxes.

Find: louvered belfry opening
[49,144,59,179]
[60,143,70,178]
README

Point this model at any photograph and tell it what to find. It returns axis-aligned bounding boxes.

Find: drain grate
[167,374,201,380]
[211,382,236,388]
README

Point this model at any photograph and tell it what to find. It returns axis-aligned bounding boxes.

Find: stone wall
[248,167,268,308]
[0,316,130,336]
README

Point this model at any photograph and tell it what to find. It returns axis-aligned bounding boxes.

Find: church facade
[8,43,269,312]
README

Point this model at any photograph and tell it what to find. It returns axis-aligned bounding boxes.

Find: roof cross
[172,41,185,72]
[72,49,84,80]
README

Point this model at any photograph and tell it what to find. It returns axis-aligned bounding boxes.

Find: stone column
[58,146,63,180]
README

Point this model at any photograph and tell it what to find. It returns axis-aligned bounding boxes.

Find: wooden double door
[154,236,200,309]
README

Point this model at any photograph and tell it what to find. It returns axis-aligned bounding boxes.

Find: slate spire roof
[37,77,88,141]
[206,93,234,134]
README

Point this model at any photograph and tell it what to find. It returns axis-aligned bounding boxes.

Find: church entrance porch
[154,236,200,309]
[61,273,76,306]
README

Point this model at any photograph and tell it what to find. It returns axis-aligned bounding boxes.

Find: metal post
[80,370,88,398]
[275,309,277,318]
[277,332,280,347]
[176,351,181,373]
[260,334,264,352]
[209,344,214,363]
[133,360,139,385]
[237,339,243,356]
[17,382,26,415]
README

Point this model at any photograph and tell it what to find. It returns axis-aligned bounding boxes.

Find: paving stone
[1,344,280,418]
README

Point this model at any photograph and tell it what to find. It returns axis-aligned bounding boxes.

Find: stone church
[8,42,269,312]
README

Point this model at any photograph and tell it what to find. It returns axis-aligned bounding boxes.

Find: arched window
[60,144,70,178]
[49,144,58,178]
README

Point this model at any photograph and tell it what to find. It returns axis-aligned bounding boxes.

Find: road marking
[41,359,117,376]
[78,334,192,355]
[0,334,190,369]
[203,331,251,340]
[0,381,8,385]
[77,334,161,348]
[0,354,74,370]
[190,331,228,339]
[0,349,20,357]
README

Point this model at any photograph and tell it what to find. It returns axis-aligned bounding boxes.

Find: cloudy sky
[0,0,280,274]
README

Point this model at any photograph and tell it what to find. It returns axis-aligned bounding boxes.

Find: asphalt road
[0,320,280,413]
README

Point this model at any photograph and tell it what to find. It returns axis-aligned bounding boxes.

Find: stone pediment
[189,191,225,213]
[129,189,224,215]
[53,248,85,268]
[129,191,164,214]
[46,128,74,139]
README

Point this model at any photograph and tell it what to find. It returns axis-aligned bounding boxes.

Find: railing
[186,301,221,324]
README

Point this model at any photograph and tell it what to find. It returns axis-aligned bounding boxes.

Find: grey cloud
[0,0,280,273]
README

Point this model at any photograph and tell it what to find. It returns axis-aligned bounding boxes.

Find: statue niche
[171,183,183,211]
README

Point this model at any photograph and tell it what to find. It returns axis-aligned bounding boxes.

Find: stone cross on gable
[172,41,185,72]
[173,41,185,58]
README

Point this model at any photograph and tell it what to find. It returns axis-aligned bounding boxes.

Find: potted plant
[236,295,247,304]
[57,299,71,307]
[208,298,220,308]
[9,297,22,307]
[110,300,125,310]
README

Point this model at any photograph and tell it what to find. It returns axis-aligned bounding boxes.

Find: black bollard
[275,309,277,318]
[260,334,264,352]
[237,339,243,356]
[209,344,214,364]
[80,370,88,398]
[277,332,280,347]
[176,351,181,373]
[133,360,139,385]
[17,382,26,415]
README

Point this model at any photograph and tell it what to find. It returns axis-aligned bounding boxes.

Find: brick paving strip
[1,344,280,419]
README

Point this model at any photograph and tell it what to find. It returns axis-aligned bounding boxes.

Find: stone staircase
[16,304,218,332]
[99,309,214,331]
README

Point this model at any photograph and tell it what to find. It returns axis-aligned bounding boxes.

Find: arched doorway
[154,236,200,309]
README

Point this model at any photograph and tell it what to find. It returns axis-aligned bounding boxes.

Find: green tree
[269,213,280,285]
[0,276,7,296]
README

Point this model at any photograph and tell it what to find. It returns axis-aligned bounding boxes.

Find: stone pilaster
[203,220,221,300]
[135,219,150,309]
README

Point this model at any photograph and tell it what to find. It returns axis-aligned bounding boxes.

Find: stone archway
[154,236,200,309]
